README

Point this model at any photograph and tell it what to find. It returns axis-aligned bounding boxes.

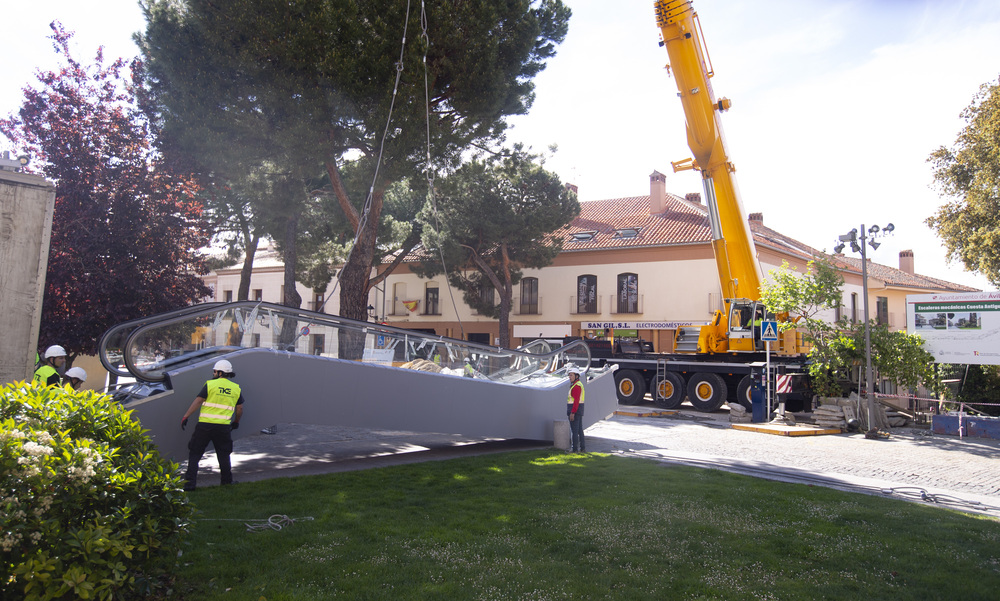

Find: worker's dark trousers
[185,422,234,490]
[568,405,585,452]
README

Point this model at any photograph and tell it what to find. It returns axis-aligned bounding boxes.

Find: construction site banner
[906,292,1000,365]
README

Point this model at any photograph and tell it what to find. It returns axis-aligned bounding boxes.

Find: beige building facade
[205,173,976,356]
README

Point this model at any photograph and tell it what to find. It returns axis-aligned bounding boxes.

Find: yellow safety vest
[199,378,241,424]
[33,365,58,387]
[567,380,585,405]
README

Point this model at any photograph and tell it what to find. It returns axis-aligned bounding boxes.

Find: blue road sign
[761,320,779,342]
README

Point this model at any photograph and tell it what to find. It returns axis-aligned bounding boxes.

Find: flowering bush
[1,382,194,600]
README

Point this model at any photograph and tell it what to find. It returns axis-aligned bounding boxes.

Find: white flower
[22,441,53,457]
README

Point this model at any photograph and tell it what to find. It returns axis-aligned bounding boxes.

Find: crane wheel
[687,373,727,412]
[733,375,754,411]
[614,369,647,405]
[653,372,685,409]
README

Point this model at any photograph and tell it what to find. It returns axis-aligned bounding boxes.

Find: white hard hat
[65,367,87,382]
[44,345,67,359]
[567,365,584,375]
[213,359,233,373]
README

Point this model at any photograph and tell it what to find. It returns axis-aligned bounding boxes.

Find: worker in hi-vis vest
[566,365,586,453]
[33,345,67,387]
[181,359,245,491]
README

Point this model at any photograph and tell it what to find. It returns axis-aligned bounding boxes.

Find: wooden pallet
[731,423,842,437]
[614,407,678,418]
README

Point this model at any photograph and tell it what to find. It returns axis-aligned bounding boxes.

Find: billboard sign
[907,292,1000,365]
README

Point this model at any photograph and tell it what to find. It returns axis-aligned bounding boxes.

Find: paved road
[194,405,1000,514]
[586,410,1000,513]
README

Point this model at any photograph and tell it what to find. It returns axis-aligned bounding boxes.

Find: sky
[3,0,1000,290]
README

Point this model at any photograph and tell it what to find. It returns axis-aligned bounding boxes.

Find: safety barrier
[875,392,1000,440]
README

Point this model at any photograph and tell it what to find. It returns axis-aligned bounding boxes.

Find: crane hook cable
[421,0,465,339]
[314,0,413,318]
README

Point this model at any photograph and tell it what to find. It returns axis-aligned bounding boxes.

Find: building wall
[203,265,356,316]
[377,242,825,349]
[0,171,56,385]
[202,242,947,352]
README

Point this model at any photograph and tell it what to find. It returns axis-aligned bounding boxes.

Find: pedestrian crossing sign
[761,320,779,342]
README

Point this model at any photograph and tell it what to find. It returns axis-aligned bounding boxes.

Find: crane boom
[654,0,762,302]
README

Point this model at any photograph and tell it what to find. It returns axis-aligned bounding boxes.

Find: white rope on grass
[199,515,315,533]
[244,514,315,533]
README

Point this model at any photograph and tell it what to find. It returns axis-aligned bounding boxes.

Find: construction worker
[566,365,586,453]
[180,359,245,491]
[34,345,67,387]
[64,367,87,391]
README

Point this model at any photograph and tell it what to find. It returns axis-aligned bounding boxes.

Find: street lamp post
[834,223,894,437]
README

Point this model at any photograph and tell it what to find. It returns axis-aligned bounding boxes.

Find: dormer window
[570,231,596,242]
[613,227,641,239]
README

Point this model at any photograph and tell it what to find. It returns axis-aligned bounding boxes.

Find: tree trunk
[337,188,384,359]
[337,201,382,318]
[282,211,302,309]
[237,233,260,301]
[278,210,303,351]
[498,243,513,349]
[498,292,512,350]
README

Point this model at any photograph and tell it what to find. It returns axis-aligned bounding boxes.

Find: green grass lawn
[173,451,1000,600]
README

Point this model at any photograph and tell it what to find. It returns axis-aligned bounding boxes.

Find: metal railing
[103,301,593,386]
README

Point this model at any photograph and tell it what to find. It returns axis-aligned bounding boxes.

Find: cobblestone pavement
[585,408,1000,512]
[200,405,1000,513]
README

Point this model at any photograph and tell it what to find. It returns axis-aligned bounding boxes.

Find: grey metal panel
[127,348,619,462]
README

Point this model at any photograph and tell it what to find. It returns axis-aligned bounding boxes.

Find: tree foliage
[760,259,843,339]
[761,259,937,397]
[927,77,1000,286]
[415,148,578,348]
[938,363,1000,417]
[138,0,571,320]
[0,23,210,361]
[1,383,194,600]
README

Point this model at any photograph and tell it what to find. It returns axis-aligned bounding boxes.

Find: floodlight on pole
[833,222,895,438]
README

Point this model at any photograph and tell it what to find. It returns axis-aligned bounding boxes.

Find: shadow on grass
[175,449,1000,601]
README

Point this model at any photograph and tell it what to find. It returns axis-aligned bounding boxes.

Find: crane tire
[614,370,647,405]
[734,375,754,411]
[652,372,685,409]
[687,373,728,413]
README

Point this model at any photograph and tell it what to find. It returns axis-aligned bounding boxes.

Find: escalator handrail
[97,302,225,378]
[119,301,591,382]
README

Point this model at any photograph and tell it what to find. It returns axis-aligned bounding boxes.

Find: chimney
[748,212,763,224]
[685,192,701,204]
[564,182,579,195]
[650,170,667,214]
[899,249,914,275]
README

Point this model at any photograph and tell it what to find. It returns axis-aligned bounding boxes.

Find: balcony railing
[570,295,602,315]
[609,294,643,315]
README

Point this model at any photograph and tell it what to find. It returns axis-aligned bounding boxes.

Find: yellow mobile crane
[655,0,806,356]
[576,1,813,413]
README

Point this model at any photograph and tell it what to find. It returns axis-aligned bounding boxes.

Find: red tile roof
[560,194,977,292]
[560,194,709,249]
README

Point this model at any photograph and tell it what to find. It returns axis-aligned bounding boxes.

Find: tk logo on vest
[218,387,232,395]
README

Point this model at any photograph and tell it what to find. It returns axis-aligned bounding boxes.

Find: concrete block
[553,419,570,451]
[0,171,55,385]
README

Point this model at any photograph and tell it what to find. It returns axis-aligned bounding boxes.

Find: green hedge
[1,382,195,600]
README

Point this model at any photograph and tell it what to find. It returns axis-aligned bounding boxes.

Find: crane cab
[726,298,771,353]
